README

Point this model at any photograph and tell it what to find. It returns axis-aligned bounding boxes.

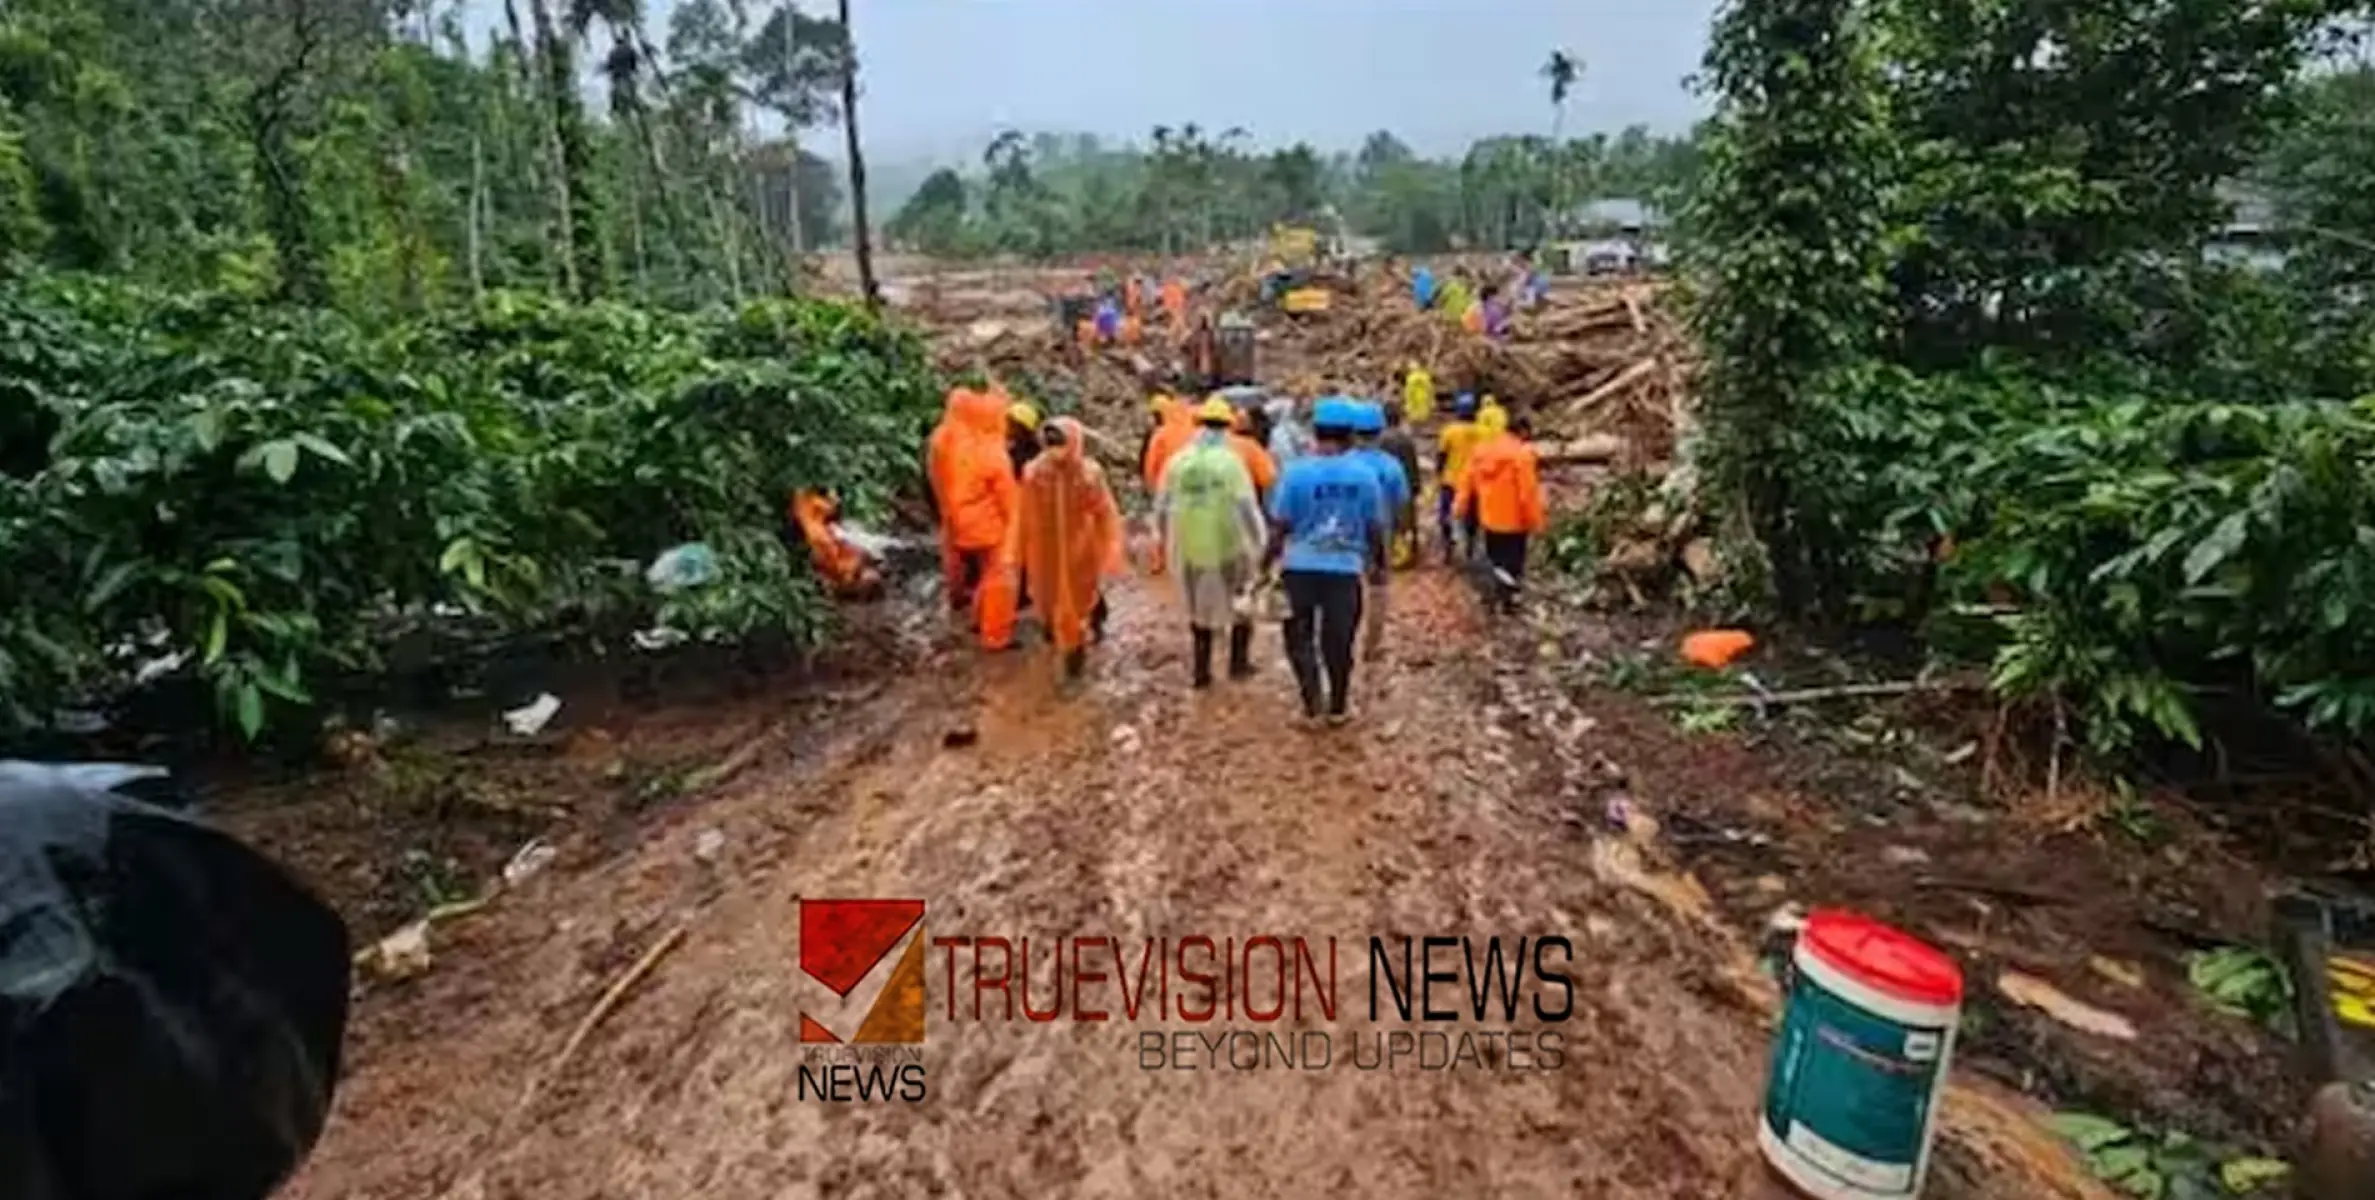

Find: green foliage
[2187,946,2296,1033]
[0,272,939,741]
[1684,0,2375,754]
[1546,471,1659,576]
[1,0,854,310]
[1683,0,1898,614]
[883,122,1704,261]
[2048,1112,2289,1198]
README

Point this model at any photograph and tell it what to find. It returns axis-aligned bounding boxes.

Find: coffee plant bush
[0,272,939,740]
[1799,359,2375,751]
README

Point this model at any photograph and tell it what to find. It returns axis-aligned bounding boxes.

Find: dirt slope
[282,568,2106,1200]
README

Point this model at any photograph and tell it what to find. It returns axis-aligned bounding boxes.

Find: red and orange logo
[798,899,927,1045]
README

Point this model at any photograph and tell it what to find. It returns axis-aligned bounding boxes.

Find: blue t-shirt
[1348,445,1411,517]
[1270,454,1386,576]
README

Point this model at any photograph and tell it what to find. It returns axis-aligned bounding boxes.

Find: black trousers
[952,548,992,611]
[1281,570,1364,716]
[1482,532,1529,612]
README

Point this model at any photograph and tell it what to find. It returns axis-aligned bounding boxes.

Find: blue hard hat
[1312,396,1363,431]
[1351,401,1386,434]
[1452,392,1478,416]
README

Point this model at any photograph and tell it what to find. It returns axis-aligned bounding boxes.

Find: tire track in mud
[282,567,2088,1200]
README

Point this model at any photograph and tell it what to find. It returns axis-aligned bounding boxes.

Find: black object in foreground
[0,760,351,1200]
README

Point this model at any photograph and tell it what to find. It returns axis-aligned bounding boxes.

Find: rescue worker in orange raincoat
[1161,278,1189,334]
[1007,417,1124,687]
[1225,405,1279,497]
[1139,392,1200,575]
[1452,407,1547,615]
[930,386,1020,648]
[1140,392,1199,493]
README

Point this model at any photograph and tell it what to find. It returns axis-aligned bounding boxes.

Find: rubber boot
[1063,647,1087,682]
[1227,623,1255,680]
[1191,628,1215,689]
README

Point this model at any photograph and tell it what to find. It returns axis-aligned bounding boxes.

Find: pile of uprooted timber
[1266,271,1694,474]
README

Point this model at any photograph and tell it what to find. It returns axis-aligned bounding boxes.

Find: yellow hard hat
[1197,396,1235,424]
[1148,393,1173,414]
[1007,401,1041,431]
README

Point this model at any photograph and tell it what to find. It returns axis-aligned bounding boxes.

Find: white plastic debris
[50,709,110,735]
[360,920,434,982]
[133,650,190,686]
[631,626,690,652]
[834,524,905,558]
[501,837,558,888]
[502,693,562,736]
[645,542,719,592]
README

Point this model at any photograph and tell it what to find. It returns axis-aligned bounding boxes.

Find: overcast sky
[461,0,1719,162]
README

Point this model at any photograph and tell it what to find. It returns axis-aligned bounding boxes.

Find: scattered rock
[1680,537,1719,584]
[358,920,434,983]
[694,828,727,864]
[1881,844,1932,867]
[1110,725,1142,754]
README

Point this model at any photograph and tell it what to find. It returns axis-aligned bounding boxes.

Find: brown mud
[247,566,2109,1200]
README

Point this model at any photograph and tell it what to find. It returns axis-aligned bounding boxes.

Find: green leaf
[2182,513,2247,585]
[2050,1112,2134,1153]
[2093,1142,2155,1181]
[2218,1157,2290,1192]
[203,610,228,665]
[291,432,351,465]
[86,560,144,611]
[261,439,299,484]
[235,683,264,740]
[190,408,225,453]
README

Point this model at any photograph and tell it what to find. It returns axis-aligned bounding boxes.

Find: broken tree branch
[1649,676,1988,709]
[515,921,691,1115]
[1561,357,1660,418]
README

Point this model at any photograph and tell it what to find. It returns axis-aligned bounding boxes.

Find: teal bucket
[1760,909,1965,1199]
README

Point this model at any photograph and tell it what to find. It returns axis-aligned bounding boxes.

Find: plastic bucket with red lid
[1759,909,1965,1200]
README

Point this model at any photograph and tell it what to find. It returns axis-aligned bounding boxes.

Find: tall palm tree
[1541,49,1582,235]
[835,0,879,308]
[1542,49,1581,140]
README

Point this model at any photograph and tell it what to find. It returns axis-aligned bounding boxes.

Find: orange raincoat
[933,387,1020,648]
[1140,398,1201,577]
[1161,280,1188,331]
[791,490,882,599]
[1453,415,1547,536]
[1140,398,1199,492]
[1007,418,1125,655]
[1228,428,1278,494]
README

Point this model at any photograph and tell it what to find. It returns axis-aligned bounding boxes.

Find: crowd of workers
[923,368,1546,724]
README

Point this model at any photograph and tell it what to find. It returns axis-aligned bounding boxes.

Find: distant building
[1547,197,1670,276]
[1567,198,1667,237]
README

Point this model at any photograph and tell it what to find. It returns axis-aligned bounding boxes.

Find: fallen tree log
[1561,357,1661,418]
[1537,434,1628,463]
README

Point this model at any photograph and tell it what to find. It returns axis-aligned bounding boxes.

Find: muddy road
[281,562,2106,1200]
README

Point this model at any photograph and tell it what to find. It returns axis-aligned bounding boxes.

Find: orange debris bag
[1681,629,1756,670]
[790,490,884,600]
